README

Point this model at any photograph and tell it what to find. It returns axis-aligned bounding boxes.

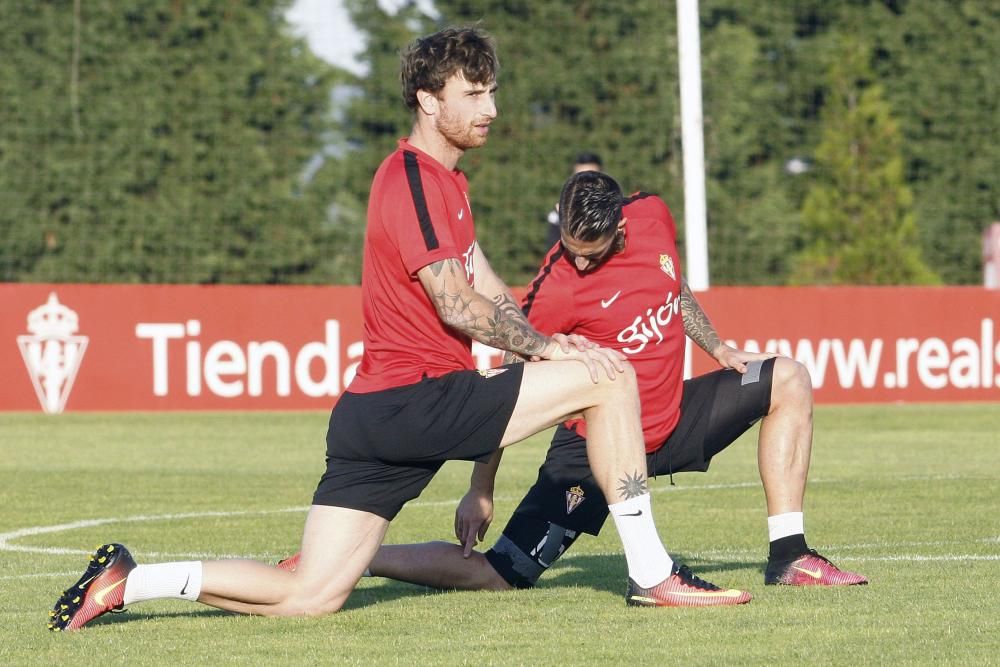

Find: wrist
[468,477,495,493]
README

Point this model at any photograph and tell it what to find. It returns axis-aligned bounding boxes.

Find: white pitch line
[9,552,997,585]
[2,474,994,578]
[0,571,80,581]
[554,551,1000,565]
[816,537,1000,551]
[847,554,1000,562]
[694,536,1000,560]
[0,480,770,557]
[0,507,308,556]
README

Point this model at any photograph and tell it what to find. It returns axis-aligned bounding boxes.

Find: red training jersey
[522,193,685,452]
[349,139,479,393]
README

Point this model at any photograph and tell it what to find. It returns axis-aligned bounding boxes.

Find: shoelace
[675,564,720,591]
[802,549,833,565]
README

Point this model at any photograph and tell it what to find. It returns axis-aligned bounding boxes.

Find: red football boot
[49,543,136,631]
[765,549,868,586]
[626,563,752,607]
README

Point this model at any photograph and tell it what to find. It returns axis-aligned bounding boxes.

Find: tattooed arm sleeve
[680,278,723,358]
[417,257,554,359]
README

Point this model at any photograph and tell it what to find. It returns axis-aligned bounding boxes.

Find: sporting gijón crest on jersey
[523,193,685,452]
[350,139,479,393]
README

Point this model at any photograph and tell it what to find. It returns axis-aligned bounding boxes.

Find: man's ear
[416,89,439,116]
[617,217,628,231]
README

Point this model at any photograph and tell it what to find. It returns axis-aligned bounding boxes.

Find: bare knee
[592,359,638,402]
[618,359,638,388]
[272,596,345,618]
[559,361,639,423]
[771,358,813,409]
[268,579,351,618]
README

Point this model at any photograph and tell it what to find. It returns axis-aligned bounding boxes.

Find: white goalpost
[676,0,710,292]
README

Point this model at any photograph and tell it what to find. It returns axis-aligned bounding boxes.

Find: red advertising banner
[2,283,998,412]
[688,287,1000,403]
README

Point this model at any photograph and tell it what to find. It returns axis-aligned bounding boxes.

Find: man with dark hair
[341,170,868,595]
[50,28,747,633]
[545,152,604,250]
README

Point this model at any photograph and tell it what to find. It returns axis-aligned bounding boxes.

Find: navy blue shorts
[313,365,524,520]
[485,358,774,588]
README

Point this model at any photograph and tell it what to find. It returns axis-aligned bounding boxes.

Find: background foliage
[2,0,997,285]
[1,0,342,283]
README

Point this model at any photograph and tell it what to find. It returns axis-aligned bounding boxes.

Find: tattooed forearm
[616,470,649,500]
[426,259,552,358]
[680,279,722,357]
[484,292,552,357]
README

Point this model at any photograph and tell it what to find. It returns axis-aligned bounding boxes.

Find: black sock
[768,534,808,562]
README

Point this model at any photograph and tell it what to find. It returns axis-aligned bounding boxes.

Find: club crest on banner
[565,484,585,514]
[17,293,89,414]
[659,254,676,280]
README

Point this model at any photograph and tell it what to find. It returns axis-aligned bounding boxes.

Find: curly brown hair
[400,27,499,111]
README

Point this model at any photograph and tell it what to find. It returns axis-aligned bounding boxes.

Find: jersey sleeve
[521,254,577,335]
[382,166,462,277]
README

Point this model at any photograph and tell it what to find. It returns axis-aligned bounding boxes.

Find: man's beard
[436,109,487,151]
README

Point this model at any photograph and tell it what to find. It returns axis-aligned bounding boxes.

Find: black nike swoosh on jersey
[179,574,190,596]
[619,510,643,517]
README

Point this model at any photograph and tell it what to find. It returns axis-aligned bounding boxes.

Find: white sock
[767,511,805,542]
[123,562,203,605]
[609,494,673,588]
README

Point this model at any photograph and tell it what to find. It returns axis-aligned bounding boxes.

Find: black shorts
[312,364,524,521]
[485,358,774,588]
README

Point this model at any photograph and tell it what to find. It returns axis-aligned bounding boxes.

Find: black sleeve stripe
[403,151,440,250]
[521,246,565,317]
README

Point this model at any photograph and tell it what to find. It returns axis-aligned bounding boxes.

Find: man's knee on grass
[272,588,351,617]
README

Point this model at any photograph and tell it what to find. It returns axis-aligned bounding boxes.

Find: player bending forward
[281,170,867,598]
[49,27,752,633]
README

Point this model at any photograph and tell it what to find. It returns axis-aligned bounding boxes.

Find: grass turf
[1,404,997,665]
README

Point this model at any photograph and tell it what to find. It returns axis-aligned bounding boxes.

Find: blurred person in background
[544,152,603,251]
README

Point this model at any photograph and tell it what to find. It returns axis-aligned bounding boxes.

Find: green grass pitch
[1,404,997,665]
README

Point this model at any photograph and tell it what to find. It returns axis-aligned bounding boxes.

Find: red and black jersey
[522,193,685,452]
[349,139,479,393]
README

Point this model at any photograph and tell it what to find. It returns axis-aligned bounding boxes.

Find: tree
[327,0,682,285]
[3,1,995,286]
[309,0,435,284]
[700,17,799,284]
[863,1,1000,284]
[0,0,343,283]
[790,37,937,285]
